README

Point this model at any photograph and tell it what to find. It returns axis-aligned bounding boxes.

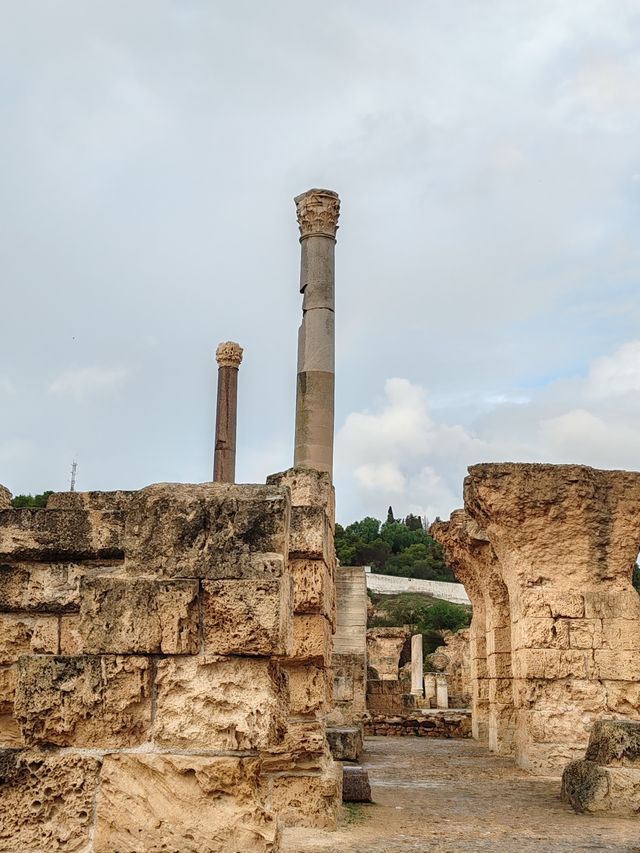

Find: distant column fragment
[293,188,340,477]
[213,341,243,483]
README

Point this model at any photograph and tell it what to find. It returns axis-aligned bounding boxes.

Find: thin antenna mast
[70,460,77,492]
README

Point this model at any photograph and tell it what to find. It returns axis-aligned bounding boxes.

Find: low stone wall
[366,678,416,715]
[365,709,471,738]
[0,469,340,852]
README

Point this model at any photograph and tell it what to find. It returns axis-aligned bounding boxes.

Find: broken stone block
[261,720,330,773]
[202,577,292,656]
[154,656,288,750]
[291,558,333,616]
[78,576,199,654]
[284,664,330,716]
[584,719,640,767]
[15,655,151,747]
[123,483,290,578]
[266,467,335,527]
[94,753,279,853]
[268,765,342,829]
[0,614,58,665]
[326,726,363,761]
[0,508,125,560]
[342,765,372,802]
[289,505,332,562]
[59,615,82,655]
[288,614,332,666]
[0,749,100,852]
[0,562,83,613]
[562,759,640,815]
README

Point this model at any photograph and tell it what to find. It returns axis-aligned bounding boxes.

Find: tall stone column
[410,634,424,697]
[293,188,340,477]
[213,341,243,483]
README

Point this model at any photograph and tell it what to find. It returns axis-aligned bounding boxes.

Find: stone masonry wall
[0,472,340,852]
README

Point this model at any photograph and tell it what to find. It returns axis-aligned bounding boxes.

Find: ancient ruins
[3,186,640,851]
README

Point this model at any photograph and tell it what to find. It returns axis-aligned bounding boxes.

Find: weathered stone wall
[0,472,340,851]
[366,627,409,681]
[432,628,472,708]
[328,566,367,728]
[434,463,640,776]
[364,709,471,738]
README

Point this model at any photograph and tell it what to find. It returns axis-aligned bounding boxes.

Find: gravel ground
[282,736,640,852]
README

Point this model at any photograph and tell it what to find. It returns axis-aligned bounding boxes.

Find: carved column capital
[294,188,340,240]
[215,341,243,369]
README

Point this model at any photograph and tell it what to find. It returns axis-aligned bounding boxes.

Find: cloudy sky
[2,1,639,524]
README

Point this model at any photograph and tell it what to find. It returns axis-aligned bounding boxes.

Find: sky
[1,1,639,525]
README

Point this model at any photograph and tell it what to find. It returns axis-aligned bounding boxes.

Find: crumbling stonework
[0,474,340,850]
[432,628,471,708]
[366,627,409,681]
[435,463,640,776]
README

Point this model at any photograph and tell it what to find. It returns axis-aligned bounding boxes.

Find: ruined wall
[327,566,367,727]
[366,627,409,681]
[435,463,640,776]
[432,628,472,708]
[0,472,340,851]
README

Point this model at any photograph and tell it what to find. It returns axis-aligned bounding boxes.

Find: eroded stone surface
[0,487,11,510]
[262,721,330,773]
[266,468,335,527]
[284,664,330,717]
[289,506,332,562]
[78,575,199,654]
[0,614,58,664]
[269,766,341,829]
[154,656,288,750]
[326,726,363,761]
[0,749,100,852]
[15,655,151,747]
[124,483,290,578]
[290,558,333,616]
[95,753,279,853]
[202,577,292,656]
[366,628,409,681]
[0,508,125,560]
[288,614,331,666]
[0,562,84,612]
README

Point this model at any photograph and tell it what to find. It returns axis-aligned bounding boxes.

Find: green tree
[386,506,395,524]
[11,491,53,508]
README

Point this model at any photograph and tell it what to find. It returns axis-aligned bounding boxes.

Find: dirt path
[282,737,640,852]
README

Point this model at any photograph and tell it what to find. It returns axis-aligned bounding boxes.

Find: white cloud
[49,366,128,400]
[0,379,15,396]
[586,341,640,398]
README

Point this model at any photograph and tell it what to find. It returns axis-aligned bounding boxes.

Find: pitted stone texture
[15,655,151,747]
[47,490,136,511]
[124,483,290,579]
[59,615,82,655]
[0,667,21,747]
[262,720,330,773]
[289,614,332,666]
[562,760,640,815]
[0,561,84,612]
[290,558,333,616]
[0,508,125,560]
[289,505,332,562]
[266,468,335,527]
[154,656,287,750]
[0,749,99,852]
[366,628,409,681]
[326,726,363,761]
[585,720,640,767]
[0,614,58,664]
[78,576,199,654]
[0,487,10,510]
[269,765,342,829]
[202,577,292,656]
[284,664,330,717]
[94,753,279,853]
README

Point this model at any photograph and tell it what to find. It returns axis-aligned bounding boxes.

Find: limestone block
[59,615,82,654]
[513,649,593,680]
[604,681,640,715]
[594,649,640,681]
[268,766,341,829]
[78,576,199,654]
[0,749,100,852]
[485,625,511,655]
[15,655,151,747]
[262,720,329,772]
[488,678,514,705]
[94,754,279,853]
[566,618,604,650]
[583,589,640,619]
[285,664,330,716]
[288,614,332,666]
[600,618,640,651]
[289,505,332,562]
[0,486,10,509]
[512,617,570,651]
[519,708,595,745]
[585,720,640,767]
[123,483,290,579]
[291,558,332,616]
[0,561,84,612]
[0,614,58,664]
[154,656,288,750]
[342,765,372,802]
[562,760,640,815]
[0,508,125,560]
[47,489,135,511]
[517,740,584,775]
[0,667,21,747]
[326,726,363,761]
[202,577,292,657]
[514,678,606,713]
[266,467,335,526]
[486,653,512,679]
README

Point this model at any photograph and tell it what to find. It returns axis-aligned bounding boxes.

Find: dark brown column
[213,341,243,483]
